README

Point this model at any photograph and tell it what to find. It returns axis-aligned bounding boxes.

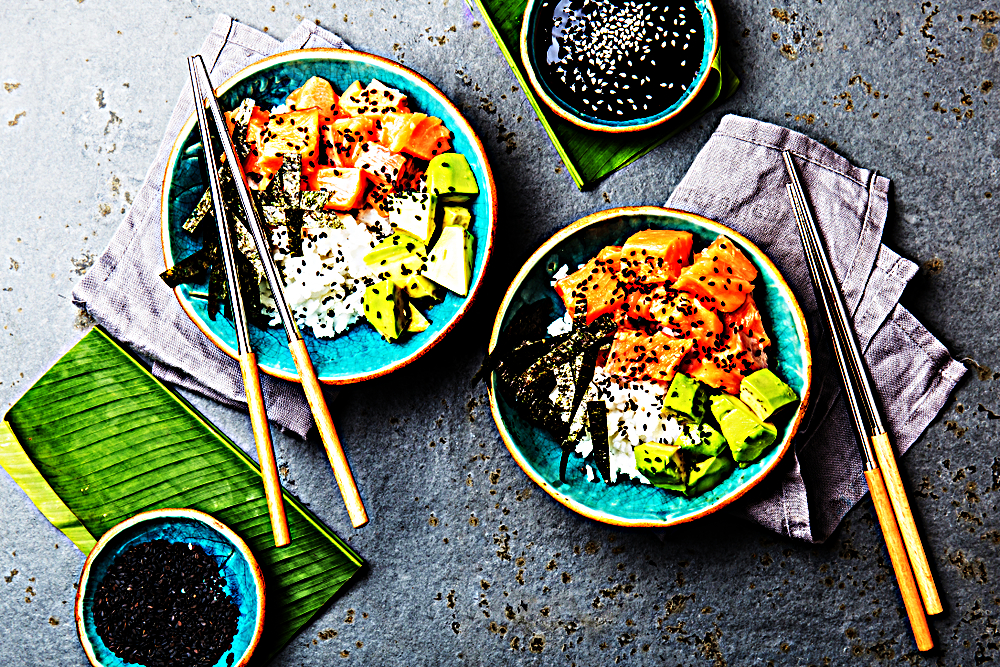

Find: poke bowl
[161,49,496,384]
[486,206,811,528]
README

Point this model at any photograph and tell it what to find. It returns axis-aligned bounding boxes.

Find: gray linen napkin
[73,16,350,438]
[666,114,966,542]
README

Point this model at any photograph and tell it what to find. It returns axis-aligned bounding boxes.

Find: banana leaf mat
[467,0,740,189]
[0,326,363,663]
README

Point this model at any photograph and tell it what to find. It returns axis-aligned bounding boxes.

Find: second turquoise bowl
[487,207,812,528]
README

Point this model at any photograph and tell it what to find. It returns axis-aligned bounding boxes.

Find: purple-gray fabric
[666,115,965,542]
[73,16,348,439]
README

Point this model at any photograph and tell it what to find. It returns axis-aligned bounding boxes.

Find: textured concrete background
[0,0,997,665]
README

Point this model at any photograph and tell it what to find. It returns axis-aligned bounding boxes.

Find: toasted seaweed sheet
[159,245,215,288]
[475,299,554,385]
[587,401,611,483]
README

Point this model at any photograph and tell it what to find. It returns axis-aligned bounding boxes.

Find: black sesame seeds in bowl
[76,509,265,667]
[520,0,718,132]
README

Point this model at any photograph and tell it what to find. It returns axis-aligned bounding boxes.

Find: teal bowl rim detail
[486,206,812,528]
[519,0,719,133]
[161,48,497,384]
[75,508,265,667]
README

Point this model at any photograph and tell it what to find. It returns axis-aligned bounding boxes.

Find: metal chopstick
[188,58,290,547]
[783,152,935,650]
[188,56,368,529]
[782,152,941,615]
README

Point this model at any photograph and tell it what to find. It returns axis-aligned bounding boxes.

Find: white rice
[260,210,390,338]
[565,366,684,484]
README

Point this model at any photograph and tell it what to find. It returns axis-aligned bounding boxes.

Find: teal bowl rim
[161,48,497,384]
[74,508,265,667]
[519,0,719,133]
[486,206,812,528]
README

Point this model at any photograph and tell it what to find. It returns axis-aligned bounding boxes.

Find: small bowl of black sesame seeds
[75,508,265,667]
[520,0,719,132]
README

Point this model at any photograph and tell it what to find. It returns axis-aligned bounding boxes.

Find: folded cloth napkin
[666,114,966,542]
[73,16,349,439]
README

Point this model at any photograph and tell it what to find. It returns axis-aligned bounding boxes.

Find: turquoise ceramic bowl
[487,207,811,527]
[75,509,265,667]
[519,0,719,132]
[162,49,496,384]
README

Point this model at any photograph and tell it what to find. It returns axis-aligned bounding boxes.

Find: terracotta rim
[486,206,813,528]
[161,48,497,385]
[75,508,265,667]
[519,0,720,133]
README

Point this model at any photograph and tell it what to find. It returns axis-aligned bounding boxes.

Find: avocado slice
[710,394,778,464]
[675,422,727,458]
[427,153,479,204]
[686,453,735,497]
[662,372,707,424]
[442,205,472,229]
[403,275,442,301]
[386,191,435,244]
[634,442,687,493]
[363,280,411,341]
[407,304,430,333]
[424,226,475,296]
[740,368,798,420]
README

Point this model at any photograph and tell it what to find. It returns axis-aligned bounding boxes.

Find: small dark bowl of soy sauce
[520,0,718,132]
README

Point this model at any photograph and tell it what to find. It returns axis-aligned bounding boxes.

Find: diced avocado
[387,191,435,244]
[662,372,707,424]
[375,253,426,285]
[686,453,735,497]
[676,422,727,458]
[403,275,442,301]
[363,234,427,266]
[424,226,475,296]
[710,394,778,463]
[427,153,479,204]
[634,442,687,493]
[363,280,411,341]
[407,304,430,333]
[442,205,472,229]
[740,368,798,420]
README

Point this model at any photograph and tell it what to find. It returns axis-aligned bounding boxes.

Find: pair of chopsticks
[187,56,369,538]
[783,152,940,650]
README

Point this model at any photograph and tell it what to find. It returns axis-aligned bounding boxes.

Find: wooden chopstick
[783,153,935,650]
[782,153,941,615]
[188,56,369,529]
[188,58,291,547]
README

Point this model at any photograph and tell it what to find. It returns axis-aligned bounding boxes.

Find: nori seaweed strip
[207,252,228,321]
[182,187,213,234]
[159,246,214,287]
[299,190,333,211]
[305,210,344,228]
[516,313,616,399]
[277,154,302,209]
[587,401,612,483]
[473,299,554,385]
[495,337,566,408]
[284,208,304,257]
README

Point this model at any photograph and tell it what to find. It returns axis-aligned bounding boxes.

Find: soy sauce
[533,0,705,122]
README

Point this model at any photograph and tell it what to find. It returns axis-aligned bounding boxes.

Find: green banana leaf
[0,327,362,662]
[466,0,740,189]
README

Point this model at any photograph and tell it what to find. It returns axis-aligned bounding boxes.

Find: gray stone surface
[0,0,997,665]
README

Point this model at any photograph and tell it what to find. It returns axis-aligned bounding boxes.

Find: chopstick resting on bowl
[783,151,937,650]
[188,55,369,529]
[188,58,291,547]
